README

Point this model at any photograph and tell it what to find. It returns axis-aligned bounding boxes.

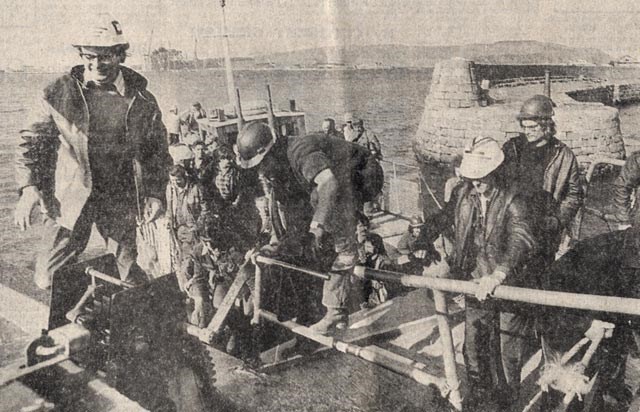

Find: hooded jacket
[16,65,170,229]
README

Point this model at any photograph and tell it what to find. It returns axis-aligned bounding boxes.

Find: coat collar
[70,65,148,98]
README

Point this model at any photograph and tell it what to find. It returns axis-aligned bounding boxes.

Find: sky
[3,0,640,69]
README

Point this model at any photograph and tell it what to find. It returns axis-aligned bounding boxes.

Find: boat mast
[220,0,238,108]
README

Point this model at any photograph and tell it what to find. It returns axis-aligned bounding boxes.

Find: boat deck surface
[1,209,637,411]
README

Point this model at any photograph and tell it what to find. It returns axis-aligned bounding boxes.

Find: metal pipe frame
[253,255,640,412]
[255,256,331,280]
[85,267,134,289]
[362,268,640,317]
[258,310,456,408]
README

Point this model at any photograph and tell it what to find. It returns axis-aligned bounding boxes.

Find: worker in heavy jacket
[535,229,640,411]
[611,151,640,231]
[184,141,216,200]
[396,215,440,274]
[180,224,216,328]
[503,95,583,259]
[166,165,208,258]
[235,122,384,335]
[501,95,584,398]
[14,14,170,289]
[425,137,536,410]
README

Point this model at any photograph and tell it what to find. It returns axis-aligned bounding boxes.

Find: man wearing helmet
[15,14,171,288]
[500,94,584,400]
[424,137,536,410]
[236,122,383,334]
[396,215,440,273]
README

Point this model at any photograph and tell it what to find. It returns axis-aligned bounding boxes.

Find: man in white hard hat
[15,13,171,288]
[342,112,356,142]
[424,137,536,410]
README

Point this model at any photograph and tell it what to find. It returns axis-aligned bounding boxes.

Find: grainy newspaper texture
[2,1,640,411]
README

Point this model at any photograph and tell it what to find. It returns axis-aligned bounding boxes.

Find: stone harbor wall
[413,58,626,168]
[567,84,640,105]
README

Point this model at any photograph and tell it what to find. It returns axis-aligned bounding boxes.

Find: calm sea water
[0,68,433,168]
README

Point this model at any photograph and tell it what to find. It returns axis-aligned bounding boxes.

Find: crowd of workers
[12,13,640,412]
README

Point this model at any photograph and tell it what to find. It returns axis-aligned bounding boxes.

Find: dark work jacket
[538,229,640,351]
[185,156,216,196]
[502,134,583,248]
[16,65,170,229]
[613,150,640,227]
[287,133,372,195]
[426,182,536,283]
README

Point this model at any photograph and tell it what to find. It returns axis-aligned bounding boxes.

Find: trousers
[464,298,508,391]
[500,309,538,392]
[35,196,141,289]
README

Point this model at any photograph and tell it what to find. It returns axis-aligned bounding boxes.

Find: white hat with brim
[169,144,194,164]
[343,112,354,123]
[458,137,505,180]
[234,137,276,169]
[72,14,129,48]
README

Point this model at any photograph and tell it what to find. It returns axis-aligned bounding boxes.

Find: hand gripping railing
[251,256,640,411]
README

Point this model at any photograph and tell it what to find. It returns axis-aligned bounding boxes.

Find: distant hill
[255,41,612,68]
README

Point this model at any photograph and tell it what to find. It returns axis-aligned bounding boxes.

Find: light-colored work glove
[422,264,449,278]
[475,271,506,301]
[143,197,163,223]
[413,249,427,259]
[584,319,615,341]
[14,186,48,230]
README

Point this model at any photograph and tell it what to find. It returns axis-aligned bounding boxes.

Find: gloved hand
[259,243,280,258]
[309,225,326,255]
[413,249,428,259]
[143,197,163,223]
[584,319,615,341]
[474,271,506,301]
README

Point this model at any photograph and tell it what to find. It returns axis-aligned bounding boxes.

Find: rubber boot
[309,307,348,335]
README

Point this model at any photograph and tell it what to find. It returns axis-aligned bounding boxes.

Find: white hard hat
[343,112,354,123]
[459,137,505,180]
[72,13,129,49]
[169,143,194,164]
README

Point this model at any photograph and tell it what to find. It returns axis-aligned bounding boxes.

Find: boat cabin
[196,100,306,147]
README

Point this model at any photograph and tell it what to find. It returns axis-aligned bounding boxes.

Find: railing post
[544,69,551,98]
[432,289,462,410]
[252,262,262,325]
[392,162,399,213]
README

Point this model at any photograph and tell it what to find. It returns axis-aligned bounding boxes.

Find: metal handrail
[253,255,640,411]
[360,267,640,317]
[380,159,420,171]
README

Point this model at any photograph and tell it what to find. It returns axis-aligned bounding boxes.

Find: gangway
[244,255,640,411]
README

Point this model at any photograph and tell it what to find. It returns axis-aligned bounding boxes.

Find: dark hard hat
[409,215,425,228]
[235,122,276,169]
[517,95,555,121]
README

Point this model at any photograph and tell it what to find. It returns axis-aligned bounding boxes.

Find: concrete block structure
[413,58,626,168]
